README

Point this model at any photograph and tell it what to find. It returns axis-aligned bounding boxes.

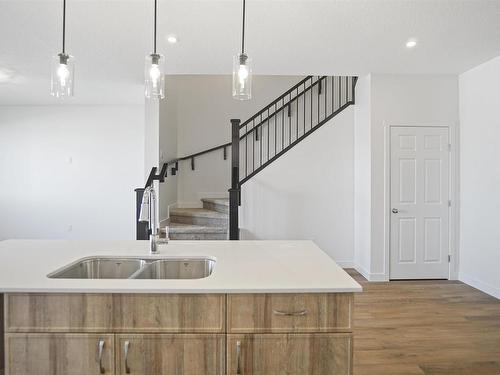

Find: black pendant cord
[241,0,246,54]
[153,0,157,54]
[62,0,66,54]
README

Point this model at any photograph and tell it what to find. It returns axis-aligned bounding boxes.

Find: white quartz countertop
[0,240,362,294]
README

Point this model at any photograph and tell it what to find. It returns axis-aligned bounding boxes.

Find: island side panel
[1,294,4,375]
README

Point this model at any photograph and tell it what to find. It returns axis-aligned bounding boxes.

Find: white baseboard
[160,203,178,225]
[336,261,355,268]
[353,263,389,282]
[459,273,500,300]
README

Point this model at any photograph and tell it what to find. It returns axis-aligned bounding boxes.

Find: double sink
[47,256,215,280]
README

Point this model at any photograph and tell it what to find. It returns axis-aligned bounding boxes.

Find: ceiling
[1,0,500,105]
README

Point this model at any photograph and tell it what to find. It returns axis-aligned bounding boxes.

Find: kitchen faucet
[139,185,169,254]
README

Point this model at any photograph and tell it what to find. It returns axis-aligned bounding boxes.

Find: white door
[390,126,450,279]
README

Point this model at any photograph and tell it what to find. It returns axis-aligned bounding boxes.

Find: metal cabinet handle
[97,339,105,374]
[273,309,308,316]
[124,341,131,374]
[392,208,399,214]
[236,340,242,375]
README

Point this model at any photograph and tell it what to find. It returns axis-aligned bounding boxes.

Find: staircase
[138,75,358,241]
[162,198,229,240]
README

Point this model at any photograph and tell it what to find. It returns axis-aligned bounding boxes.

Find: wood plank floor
[347,269,500,375]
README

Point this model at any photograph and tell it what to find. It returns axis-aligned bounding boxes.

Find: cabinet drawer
[227,333,353,375]
[112,294,225,333]
[5,333,114,375]
[227,293,353,333]
[6,293,225,333]
[116,334,225,375]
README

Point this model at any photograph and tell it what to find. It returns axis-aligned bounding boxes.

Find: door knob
[392,208,399,214]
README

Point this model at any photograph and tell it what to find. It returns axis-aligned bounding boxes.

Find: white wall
[158,77,179,223]
[0,105,144,240]
[353,75,372,277]
[159,75,305,208]
[240,107,355,264]
[459,56,500,299]
[369,74,459,280]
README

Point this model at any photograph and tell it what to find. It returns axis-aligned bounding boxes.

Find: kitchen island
[0,239,361,375]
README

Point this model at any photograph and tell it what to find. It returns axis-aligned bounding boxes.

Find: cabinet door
[227,333,352,375]
[6,333,114,375]
[116,334,225,375]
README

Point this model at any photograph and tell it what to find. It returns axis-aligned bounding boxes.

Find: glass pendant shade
[232,53,252,100]
[51,53,75,97]
[145,53,165,99]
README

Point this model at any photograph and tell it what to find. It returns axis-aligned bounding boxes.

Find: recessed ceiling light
[406,39,417,48]
[167,34,178,44]
[0,68,14,83]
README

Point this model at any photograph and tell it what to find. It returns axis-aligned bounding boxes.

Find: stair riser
[170,215,228,227]
[202,201,229,214]
[170,233,228,240]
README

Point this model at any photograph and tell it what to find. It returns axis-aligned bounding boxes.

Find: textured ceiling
[1,0,500,105]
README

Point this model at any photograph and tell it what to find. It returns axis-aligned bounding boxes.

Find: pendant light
[232,0,252,100]
[51,0,75,97]
[145,0,165,99]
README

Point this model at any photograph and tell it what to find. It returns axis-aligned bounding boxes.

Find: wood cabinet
[3,292,354,375]
[227,333,353,375]
[6,334,114,375]
[115,334,225,375]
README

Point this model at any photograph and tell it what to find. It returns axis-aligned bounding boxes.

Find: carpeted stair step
[169,207,228,227]
[201,198,229,214]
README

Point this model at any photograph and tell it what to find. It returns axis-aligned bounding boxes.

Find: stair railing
[229,75,358,239]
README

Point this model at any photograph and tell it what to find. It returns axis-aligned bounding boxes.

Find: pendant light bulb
[233,53,252,100]
[233,0,252,100]
[238,56,249,88]
[145,54,165,99]
[51,0,75,98]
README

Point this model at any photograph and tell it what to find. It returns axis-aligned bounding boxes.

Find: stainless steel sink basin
[47,256,215,280]
[133,258,216,279]
[48,257,147,279]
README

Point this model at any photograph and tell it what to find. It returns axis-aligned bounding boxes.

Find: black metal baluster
[339,75,342,110]
[288,93,291,146]
[274,103,277,156]
[267,108,270,161]
[296,88,299,141]
[332,76,335,112]
[325,77,328,118]
[281,98,284,150]
[245,123,248,178]
[317,77,320,126]
[345,76,348,104]
[252,119,255,173]
[260,113,263,167]
[310,80,313,131]
[303,81,306,137]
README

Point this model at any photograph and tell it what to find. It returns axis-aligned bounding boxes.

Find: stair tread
[170,207,228,219]
[162,223,228,234]
[201,198,229,206]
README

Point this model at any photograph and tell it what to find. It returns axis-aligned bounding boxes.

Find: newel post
[229,119,241,240]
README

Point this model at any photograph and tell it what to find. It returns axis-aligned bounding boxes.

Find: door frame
[384,122,460,280]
